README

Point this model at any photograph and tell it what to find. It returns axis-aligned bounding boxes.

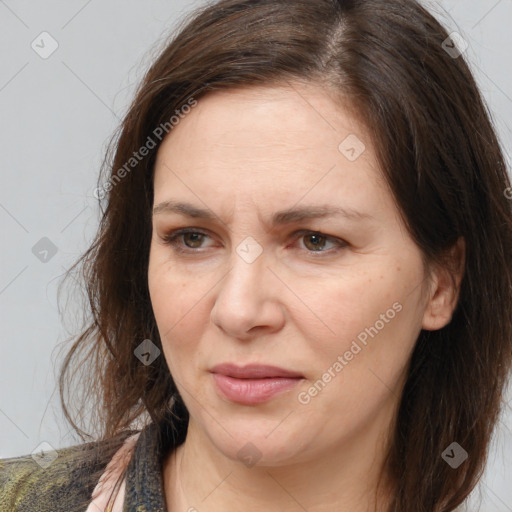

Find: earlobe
[421,237,465,331]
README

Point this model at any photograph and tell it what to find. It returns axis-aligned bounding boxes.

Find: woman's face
[148,82,445,469]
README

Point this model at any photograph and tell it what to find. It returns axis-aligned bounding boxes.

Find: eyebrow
[152,200,374,226]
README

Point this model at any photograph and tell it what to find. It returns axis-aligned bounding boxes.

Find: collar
[123,412,188,512]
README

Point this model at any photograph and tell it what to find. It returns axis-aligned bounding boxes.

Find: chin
[199,418,311,468]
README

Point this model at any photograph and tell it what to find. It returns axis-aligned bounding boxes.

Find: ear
[422,236,465,331]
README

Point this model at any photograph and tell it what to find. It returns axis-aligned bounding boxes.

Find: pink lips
[210,363,304,405]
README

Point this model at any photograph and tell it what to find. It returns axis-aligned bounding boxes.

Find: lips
[209,363,304,405]
[210,363,303,379]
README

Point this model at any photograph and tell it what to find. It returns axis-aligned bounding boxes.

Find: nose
[210,240,285,340]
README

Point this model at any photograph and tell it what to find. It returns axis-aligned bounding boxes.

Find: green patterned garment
[1,414,472,511]
[0,413,187,512]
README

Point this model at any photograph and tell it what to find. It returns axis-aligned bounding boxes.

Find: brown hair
[56,0,512,510]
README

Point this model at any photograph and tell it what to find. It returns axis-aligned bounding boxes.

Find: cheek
[148,255,201,348]
[287,270,377,360]
[293,265,420,375]
[336,267,423,385]
[148,272,207,384]
[297,273,419,430]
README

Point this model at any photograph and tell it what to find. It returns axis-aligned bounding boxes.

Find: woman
[1,0,511,510]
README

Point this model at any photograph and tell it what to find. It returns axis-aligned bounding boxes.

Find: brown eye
[182,232,206,248]
[302,233,329,251]
[294,231,344,254]
[161,229,212,253]
[162,228,346,256]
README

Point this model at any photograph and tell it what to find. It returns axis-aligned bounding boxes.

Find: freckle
[396,266,401,272]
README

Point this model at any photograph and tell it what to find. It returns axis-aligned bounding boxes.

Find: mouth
[209,363,304,404]
[210,363,304,379]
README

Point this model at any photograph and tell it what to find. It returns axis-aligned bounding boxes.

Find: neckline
[122,412,188,512]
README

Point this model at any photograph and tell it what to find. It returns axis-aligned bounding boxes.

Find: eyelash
[160,228,347,256]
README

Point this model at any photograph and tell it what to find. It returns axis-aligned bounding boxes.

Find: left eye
[296,231,341,252]
[161,229,345,254]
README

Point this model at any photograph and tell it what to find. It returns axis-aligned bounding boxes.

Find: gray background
[0,0,511,510]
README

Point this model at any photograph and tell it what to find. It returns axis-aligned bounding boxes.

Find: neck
[163,418,394,512]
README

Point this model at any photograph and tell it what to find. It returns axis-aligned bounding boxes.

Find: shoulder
[0,443,95,512]
[0,431,139,512]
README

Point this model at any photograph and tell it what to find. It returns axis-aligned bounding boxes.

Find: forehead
[152,82,390,218]
[158,82,367,152]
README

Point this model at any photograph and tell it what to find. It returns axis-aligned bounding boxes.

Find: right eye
[161,228,214,253]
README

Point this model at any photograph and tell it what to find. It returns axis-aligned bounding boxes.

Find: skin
[147,81,465,512]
